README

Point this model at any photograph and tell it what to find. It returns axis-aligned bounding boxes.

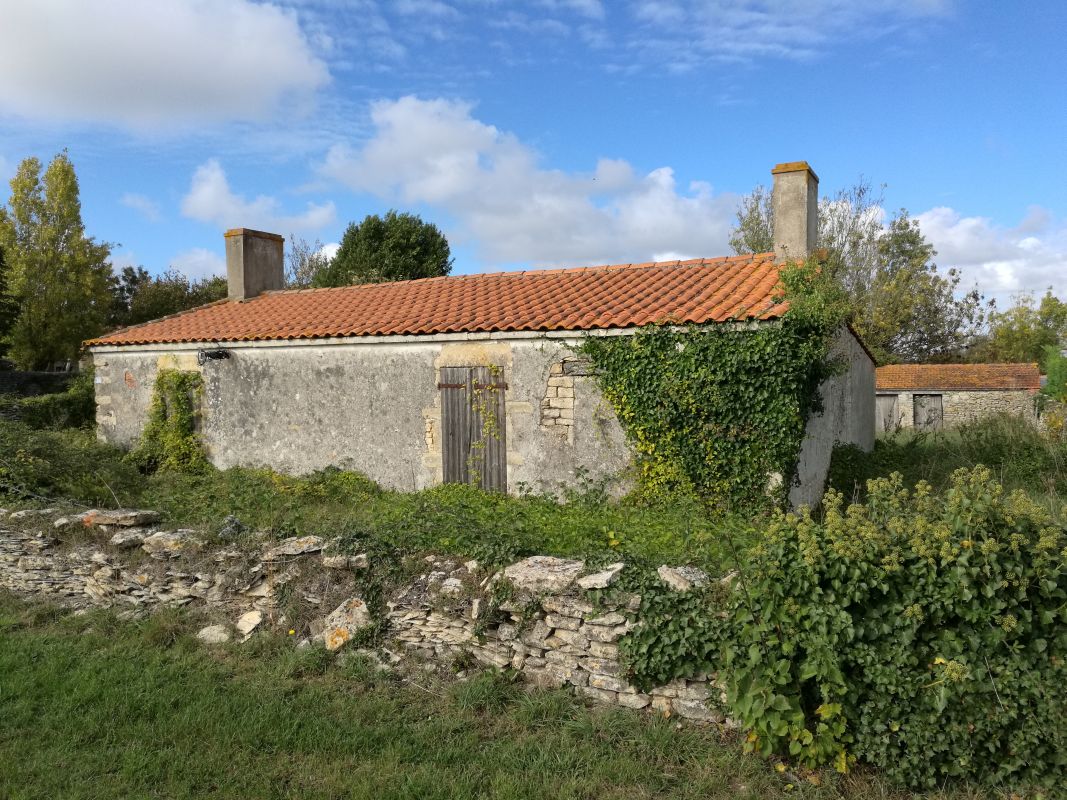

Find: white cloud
[181,159,336,233]
[170,248,227,280]
[395,0,460,18]
[0,0,328,128]
[320,242,341,261]
[626,0,950,66]
[321,96,738,266]
[916,206,1067,297]
[540,0,605,18]
[121,193,162,222]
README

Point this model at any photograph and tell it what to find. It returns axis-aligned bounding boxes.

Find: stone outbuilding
[875,363,1041,432]
[86,161,875,507]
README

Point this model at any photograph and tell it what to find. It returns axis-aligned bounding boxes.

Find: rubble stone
[503,556,585,593]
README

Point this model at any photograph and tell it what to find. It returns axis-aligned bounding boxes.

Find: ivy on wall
[579,259,850,512]
[128,369,209,473]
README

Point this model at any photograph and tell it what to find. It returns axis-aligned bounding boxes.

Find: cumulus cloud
[121,193,162,222]
[181,159,336,233]
[916,206,1067,297]
[321,96,738,266]
[0,0,328,128]
[170,248,227,280]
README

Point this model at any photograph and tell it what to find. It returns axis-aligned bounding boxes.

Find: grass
[828,414,1067,515]
[0,592,992,800]
[0,418,745,570]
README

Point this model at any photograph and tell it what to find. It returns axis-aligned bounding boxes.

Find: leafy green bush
[1043,344,1067,402]
[0,420,141,506]
[0,371,95,430]
[719,467,1067,789]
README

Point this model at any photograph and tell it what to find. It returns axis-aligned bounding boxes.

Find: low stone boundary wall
[0,370,75,397]
[0,507,723,724]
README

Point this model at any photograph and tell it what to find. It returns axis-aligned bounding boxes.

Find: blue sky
[1,0,1064,299]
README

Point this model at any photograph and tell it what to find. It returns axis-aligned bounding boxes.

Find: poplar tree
[0,152,113,369]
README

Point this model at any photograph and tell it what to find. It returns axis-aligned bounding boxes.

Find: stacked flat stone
[3,511,726,724]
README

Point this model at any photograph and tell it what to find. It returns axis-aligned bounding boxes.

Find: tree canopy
[730,180,987,364]
[969,291,1067,364]
[313,210,452,287]
[0,152,113,369]
[285,235,330,288]
[110,266,227,329]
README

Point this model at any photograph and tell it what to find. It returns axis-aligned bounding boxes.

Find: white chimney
[771,161,818,261]
[224,228,284,301]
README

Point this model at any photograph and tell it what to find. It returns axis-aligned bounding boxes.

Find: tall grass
[0,418,742,569]
[829,414,1066,513]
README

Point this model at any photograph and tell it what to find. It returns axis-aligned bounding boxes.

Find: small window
[913,394,944,431]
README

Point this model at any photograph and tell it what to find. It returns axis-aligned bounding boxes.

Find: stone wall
[0,507,724,723]
[90,326,874,508]
[876,390,1038,432]
[0,370,74,397]
[89,335,631,497]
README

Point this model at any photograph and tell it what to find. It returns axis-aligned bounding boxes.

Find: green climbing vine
[579,258,849,513]
[128,369,209,473]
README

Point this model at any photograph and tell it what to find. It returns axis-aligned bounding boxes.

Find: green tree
[114,268,227,328]
[0,152,113,369]
[1043,345,1067,402]
[970,291,1067,363]
[727,183,773,255]
[313,210,452,287]
[0,243,17,357]
[730,180,987,363]
[285,234,330,288]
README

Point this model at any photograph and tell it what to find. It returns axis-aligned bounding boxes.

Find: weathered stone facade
[876,389,1038,433]
[90,326,874,508]
[0,507,725,722]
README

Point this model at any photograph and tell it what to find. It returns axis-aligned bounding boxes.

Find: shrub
[719,467,1067,789]
[0,371,95,430]
[0,419,141,506]
[1043,344,1067,402]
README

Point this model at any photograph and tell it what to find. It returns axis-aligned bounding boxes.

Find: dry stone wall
[0,507,724,724]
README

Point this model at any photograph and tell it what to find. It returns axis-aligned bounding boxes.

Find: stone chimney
[771,161,818,261]
[224,228,285,301]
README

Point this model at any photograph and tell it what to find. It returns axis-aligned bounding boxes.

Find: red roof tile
[87,254,788,346]
[876,363,1041,392]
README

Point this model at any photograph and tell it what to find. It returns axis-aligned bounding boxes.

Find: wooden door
[913,394,944,431]
[876,394,899,433]
[439,366,507,492]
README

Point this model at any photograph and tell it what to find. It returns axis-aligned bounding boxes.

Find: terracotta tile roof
[876,363,1041,392]
[87,253,787,346]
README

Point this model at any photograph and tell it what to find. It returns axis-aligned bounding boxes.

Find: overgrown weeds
[0,417,742,569]
[829,414,1067,511]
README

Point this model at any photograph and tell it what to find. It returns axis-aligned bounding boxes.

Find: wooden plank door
[913,394,944,431]
[440,366,507,492]
[876,394,899,433]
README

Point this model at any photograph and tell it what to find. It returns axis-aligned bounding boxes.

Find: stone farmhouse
[875,363,1041,432]
[87,161,875,507]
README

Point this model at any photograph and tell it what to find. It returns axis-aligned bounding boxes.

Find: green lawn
[0,593,992,800]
